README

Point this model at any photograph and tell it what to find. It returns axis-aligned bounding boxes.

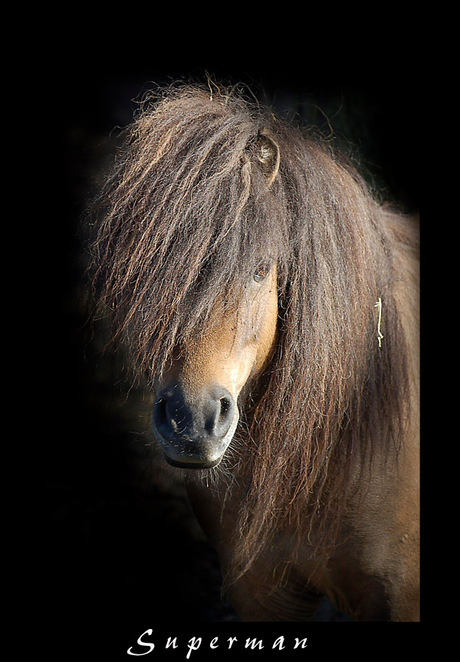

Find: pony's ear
[256,128,280,186]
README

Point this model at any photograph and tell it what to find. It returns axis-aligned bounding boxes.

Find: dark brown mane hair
[86,82,414,582]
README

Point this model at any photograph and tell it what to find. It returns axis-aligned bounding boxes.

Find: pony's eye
[253,260,271,283]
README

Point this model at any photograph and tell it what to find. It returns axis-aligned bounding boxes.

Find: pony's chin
[164,454,223,470]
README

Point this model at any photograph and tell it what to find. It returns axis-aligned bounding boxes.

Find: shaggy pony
[87,82,417,583]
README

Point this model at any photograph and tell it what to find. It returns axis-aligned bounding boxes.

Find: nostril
[154,395,187,435]
[153,397,167,430]
[203,393,234,434]
[219,396,232,421]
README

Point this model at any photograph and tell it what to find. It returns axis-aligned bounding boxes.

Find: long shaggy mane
[86,82,417,582]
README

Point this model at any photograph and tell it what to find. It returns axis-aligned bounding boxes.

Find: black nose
[152,384,237,468]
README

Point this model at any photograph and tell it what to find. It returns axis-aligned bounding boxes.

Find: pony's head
[88,85,288,469]
[149,121,282,468]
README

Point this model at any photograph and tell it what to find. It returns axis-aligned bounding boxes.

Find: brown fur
[86,82,419,620]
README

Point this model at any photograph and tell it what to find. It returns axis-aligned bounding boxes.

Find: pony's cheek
[222,328,276,399]
[251,288,279,378]
[219,345,260,400]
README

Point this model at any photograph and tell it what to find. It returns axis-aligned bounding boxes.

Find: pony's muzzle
[152,384,238,469]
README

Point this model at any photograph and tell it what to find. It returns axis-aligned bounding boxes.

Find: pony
[86,82,419,621]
